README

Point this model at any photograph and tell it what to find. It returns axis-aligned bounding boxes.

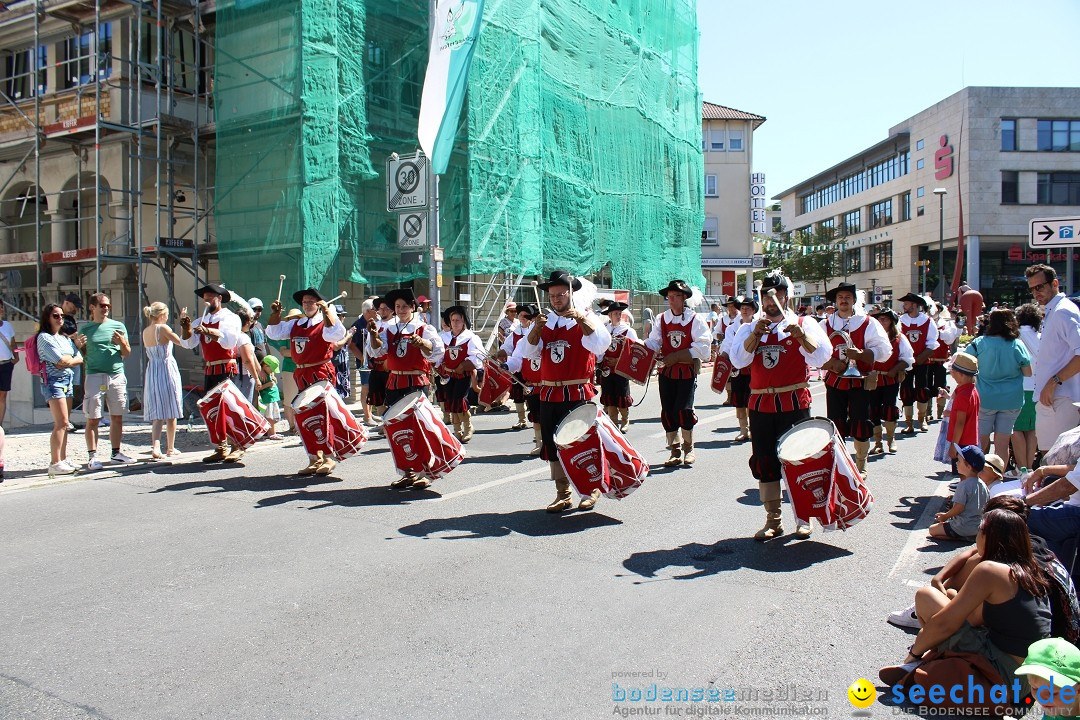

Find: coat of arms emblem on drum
[302,416,326,444]
[667,330,685,348]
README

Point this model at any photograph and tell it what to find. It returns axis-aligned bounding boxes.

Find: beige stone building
[701,101,765,300]
[776,86,1080,308]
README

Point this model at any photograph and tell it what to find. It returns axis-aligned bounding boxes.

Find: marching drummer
[505,305,543,454]
[266,287,347,476]
[721,296,756,442]
[500,305,535,431]
[818,282,891,480]
[520,270,611,513]
[598,301,637,433]
[867,308,914,455]
[367,288,445,490]
[365,297,393,429]
[713,297,739,404]
[645,280,712,467]
[930,303,960,422]
[897,293,939,433]
[437,305,483,443]
[729,272,831,540]
[179,283,243,463]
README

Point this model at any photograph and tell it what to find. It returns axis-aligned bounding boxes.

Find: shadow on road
[397,509,622,539]
[619,537,852,581]
[149,472,341,495]
[256,484,425,508]
[890,495,941,531]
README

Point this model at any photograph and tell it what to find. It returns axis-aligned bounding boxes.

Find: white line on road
[423,465,549,502]
[647,384,827,439]
[887,481,953,583]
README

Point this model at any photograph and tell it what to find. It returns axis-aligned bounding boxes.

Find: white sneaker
[58,460,79,473]
[1004,469,1021,479]
[48,462,76,477]
[887,604,921,629]
[111,452,137,465]
[86,457,104,472]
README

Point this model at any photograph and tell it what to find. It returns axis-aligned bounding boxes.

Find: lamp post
[933,188,947,300]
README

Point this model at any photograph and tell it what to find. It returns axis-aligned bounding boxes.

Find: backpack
[24,332,44,379]
[899,650,1018,711]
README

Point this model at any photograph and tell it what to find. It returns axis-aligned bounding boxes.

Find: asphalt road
[0,375,959,719]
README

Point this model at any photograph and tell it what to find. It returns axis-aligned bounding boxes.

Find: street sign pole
[428,159,441,323]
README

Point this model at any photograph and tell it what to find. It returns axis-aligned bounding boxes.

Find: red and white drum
[554,404,649,500]
[197,379,271,449]
[291,381,368,460]
[776,417,873,531]
[383,391,464,480]
[478,358,514,408]
[613,339,656,385]
[711,355,734,394]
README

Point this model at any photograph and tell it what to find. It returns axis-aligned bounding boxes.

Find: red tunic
[823,319,872,391]
[903,317,933,365]
[200,320,238,376]
[442,335,473,377]
[385,322,432,391]
[538,321,597,403]
[290,319,336,390]
[658,315,696,380]
[872,336,903,387]
[521,356,542,389]
[748,317,811,413]
[931,324,952,362]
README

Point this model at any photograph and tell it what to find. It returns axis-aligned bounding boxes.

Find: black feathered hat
[441,304,471,329]
[659,279,692,298]
[825,282,858,303]
[292,287,327,305]
[196,283,231,303]
[537,270,582,291]
[384,288,417,308]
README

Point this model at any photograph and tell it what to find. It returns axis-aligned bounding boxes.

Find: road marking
[647,384,827,439]
[423,465,549,502]
[887,481,953,582]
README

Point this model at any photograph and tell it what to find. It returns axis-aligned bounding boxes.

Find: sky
[696,0,1080,200]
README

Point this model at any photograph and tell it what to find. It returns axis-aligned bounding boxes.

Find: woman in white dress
[142,302,184,458]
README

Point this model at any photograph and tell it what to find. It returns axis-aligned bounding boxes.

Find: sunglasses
[96,303,111,309]
[50,313,63,319]
[1028,280,1051,294]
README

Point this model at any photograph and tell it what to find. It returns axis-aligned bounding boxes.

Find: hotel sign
[750,173,767,234]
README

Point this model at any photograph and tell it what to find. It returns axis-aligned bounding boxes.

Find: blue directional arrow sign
[1029,216,1080,248]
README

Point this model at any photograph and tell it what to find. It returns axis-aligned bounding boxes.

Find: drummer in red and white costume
[520,270,611,513]
[645,280,712,467]
[437,305,483,443]
[729,272,832,540]
[929,303,960,421]
[867,308,914,455]
[180,283,243,463]
[505,304,542,453]
[364,297,393,427]
[367,287,445,490]
[713,296,740,405]
[818,282,892,480]
[721,296,756,441]
[265,287,346,475]
[598,301,638,433]
[897,293,939,434]
[499,305,534,431]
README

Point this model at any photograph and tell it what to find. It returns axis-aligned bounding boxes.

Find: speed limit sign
[387,152,429,211]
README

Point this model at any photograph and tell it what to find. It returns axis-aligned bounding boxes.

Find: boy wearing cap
[1016,638,1080,715]
[947,352,982,460]
[930,444,990,541]
[257,354,284,440]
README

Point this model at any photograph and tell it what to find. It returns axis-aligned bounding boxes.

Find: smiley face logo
[847,678,876,709]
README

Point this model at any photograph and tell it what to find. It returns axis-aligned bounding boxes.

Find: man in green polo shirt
[79,293,135,470]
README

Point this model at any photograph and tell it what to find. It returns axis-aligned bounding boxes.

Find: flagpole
[427,0,442,324]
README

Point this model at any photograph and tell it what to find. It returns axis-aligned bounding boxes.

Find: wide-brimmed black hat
[761,272,790,292]
[605,301,629,314]
[871,307,899,324]
[441,304,471,329]
[537,270,582,292]
[659,279,692,298]
[825,282,858,303]
[196,283,231,303]
[373,296,388,309]
[737,295,758,311]
[384,288,417,308]
[292,287,327,305]
[518,303,539,319]
[724,296,738,306]
[898,292,928,309]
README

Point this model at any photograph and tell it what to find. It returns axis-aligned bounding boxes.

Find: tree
[770,225,841,293]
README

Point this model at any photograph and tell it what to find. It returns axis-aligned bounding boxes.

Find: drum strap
[750,382,808,395]
[540,378,592,387]
[206,359,233,367]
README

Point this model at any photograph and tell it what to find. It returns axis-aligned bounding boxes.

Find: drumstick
[276,275,286,304]
[326,290,348,305]
[529,281,542,309]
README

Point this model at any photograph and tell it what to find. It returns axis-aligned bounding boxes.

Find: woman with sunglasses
[35,303,84,476]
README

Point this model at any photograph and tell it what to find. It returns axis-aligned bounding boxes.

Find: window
[1001,171,1019,204]
[871,242,893,271]
[710,129,725,152]
[916,158,925,170]
[870,198,893,228]
[60,32,91,88]
[1037,120,1080,152]
[795,149,909,215]
[702,217,718,246]
[916,186,925,198]
[1037,172,1080,205]
[845,248,862,274]
[917,206,925,217]
[771,216,783,233]
[916,139,925,151]
[901,192,911,221]
[729,130,744,151]
[819,217,835,235]
[705,174,717,197]
[2,45,47,98]
[701,130,708,151]
[140,22,210,93]
[795,225,813,241]
[367,41,390,109]
[843,210,861,236]
[1001,119,1017,151]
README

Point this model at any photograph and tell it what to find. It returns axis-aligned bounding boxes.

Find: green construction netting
[214,0,703,301]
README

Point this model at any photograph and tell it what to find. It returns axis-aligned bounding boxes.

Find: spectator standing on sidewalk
[60,293,83,430]
[79,293,136,470]
[0,304,18,427]
[1027,264,1080,452]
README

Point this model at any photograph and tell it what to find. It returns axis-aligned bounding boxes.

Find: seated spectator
[880,509,1053,693]
[1015,638,1080,716]
[1024,462,1080,578]
[982,453,1006,491]
[930,445,990,542]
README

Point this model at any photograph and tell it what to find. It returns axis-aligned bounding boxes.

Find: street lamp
[933,188,947,300]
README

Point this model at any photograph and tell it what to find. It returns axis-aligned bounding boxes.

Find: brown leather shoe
[315,458,336,475]
[546,493,573,513]
[298,458,322,476]
[202,445,227,463]
[223,448,245,463]
[391,474,416,490]
[411,477,432,490]
[578,489,602,510]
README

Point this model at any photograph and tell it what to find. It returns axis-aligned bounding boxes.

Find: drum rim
[776,416,836,460]
[292,379,331,407]
[553,403,600,445]
[383,391,427,421]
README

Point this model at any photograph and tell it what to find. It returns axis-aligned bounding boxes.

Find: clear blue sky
[696,0,1080,200]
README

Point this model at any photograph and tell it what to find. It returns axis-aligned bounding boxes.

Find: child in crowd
[1015,638,1080,716]
[981,453,1005,491]
[947,352,980,472]
[257,355,284,440]
[929,444,990,542]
